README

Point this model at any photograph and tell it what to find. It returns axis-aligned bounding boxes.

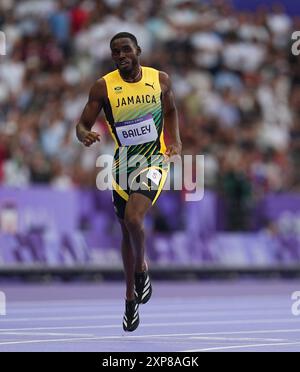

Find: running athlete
[76,32,181,332]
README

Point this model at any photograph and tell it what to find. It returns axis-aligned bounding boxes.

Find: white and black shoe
[135,271,152,305]
[123,299,139,332]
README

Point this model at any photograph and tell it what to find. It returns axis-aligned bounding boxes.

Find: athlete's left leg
[119,219,135,301]
[124,192,152,273]
[120,193,151,332]
[112,190,142,332]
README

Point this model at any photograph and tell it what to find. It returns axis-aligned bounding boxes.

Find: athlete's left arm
[159,71,182,157]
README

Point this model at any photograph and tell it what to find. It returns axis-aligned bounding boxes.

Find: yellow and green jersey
[102,66,167,184]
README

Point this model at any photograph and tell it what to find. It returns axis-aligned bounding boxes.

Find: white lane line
[189,337,287,342]
[184,341,300,352]
[0,319,300,333]
[0,336,295,349]
[0,332,94,337]
[0,309,292,323]
[0,328,299,338]
[0,315,117,322]
[0,329,298,347]
[0,336,102,347]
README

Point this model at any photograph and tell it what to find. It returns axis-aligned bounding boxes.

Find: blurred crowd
[0,0,300,228]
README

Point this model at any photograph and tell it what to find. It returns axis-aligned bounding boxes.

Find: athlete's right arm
[76,79,106,147]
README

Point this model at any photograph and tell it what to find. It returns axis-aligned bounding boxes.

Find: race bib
[146,168,162,186]
[115,113,158,146]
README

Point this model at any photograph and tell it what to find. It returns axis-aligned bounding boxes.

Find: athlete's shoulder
[158,71,172,92]
[89,78,107,101]
[158,70,170,82]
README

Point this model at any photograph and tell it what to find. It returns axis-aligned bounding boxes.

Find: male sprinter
[76,32,181,332]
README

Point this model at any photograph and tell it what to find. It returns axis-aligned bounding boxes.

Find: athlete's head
[110,32,141,73]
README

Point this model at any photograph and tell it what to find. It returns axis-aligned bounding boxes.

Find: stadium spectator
[0,0,298,229]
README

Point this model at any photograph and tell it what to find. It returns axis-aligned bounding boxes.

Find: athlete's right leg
[112,190,135,300]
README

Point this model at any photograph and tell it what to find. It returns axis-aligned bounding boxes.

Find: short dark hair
[110,32,138,48]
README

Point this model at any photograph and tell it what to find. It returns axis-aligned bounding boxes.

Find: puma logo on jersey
[145,82,155,90]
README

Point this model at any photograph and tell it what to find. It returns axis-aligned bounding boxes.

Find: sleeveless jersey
[102,66,167,181]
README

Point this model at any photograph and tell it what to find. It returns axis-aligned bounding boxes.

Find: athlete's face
[111,38,141,73]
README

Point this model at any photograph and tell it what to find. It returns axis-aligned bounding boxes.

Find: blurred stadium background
[1,0,300,279]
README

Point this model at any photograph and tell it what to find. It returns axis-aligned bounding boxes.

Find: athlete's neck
[120,66,142,83]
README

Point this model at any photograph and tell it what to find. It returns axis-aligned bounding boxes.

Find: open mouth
[119,60,130,67]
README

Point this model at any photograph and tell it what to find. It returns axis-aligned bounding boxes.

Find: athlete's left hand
[165,142,182,159]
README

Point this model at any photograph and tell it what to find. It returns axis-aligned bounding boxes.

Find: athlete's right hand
[82,131,100,147]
